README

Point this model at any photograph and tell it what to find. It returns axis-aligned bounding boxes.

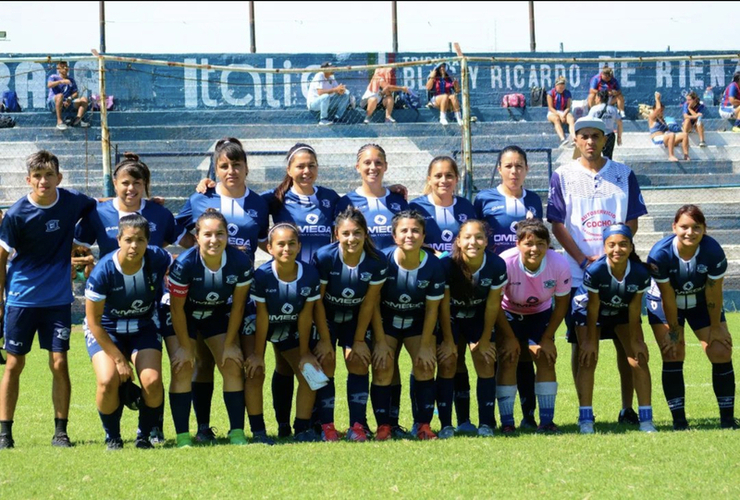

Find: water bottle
[703,86,714,106]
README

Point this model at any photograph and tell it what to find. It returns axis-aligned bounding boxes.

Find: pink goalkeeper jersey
[500,248,572,315]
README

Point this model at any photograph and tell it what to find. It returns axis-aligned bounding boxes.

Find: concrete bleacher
[2,103,740,317]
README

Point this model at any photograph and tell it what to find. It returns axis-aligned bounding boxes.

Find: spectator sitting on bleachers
[648,92,689,162]
[587,66,625,119]
[47,61,90,131]
[360,67,409,124]
[682,91,707,147]
[719,71,740,133]
[547,76,576,147]
[587,90,622,160]
[307,62,353,127]
[426,62,462,126]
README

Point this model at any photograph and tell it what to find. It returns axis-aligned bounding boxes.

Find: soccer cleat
[536,422,561,435]
[228,429,248,445]
[699,141,707,147]
[375,424,393,442]
[148,427,165,446]
[477,424,495,437]
[346,423,369,442]
[438,426,456,439]
[320,423,340,442]
[391,425,410,439]
[520,416,538,430]
[278,423,292,438]
[416,423,437,440]
[51,432,73,448]
[618,408,640,426]
[294,429,319,443]
[251,430,275,445]
[105,437,124,450]
[579,421,595,434]
[176,432,193,448]
[318,119,333,126]
[194,426,218,445]
[134,436,154,449]
[672,419,690,431]
[0,434,15,449]
[639,421,658,433]
[456,421,477,434]
[500,424,517,436]
[720,418,740,430]
[410,423,419,437]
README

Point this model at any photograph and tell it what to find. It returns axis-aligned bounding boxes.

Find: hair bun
[122,152,140,162]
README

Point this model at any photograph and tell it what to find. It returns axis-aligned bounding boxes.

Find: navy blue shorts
[450,316,493,345]
[572,309,631,338]
[157,304,174,338]
[4,305,71,355]
[567,288,617,343]
[383,320,423,341]
[504,309,553,346]
[646,295,726,331]
[328,319,371,349]
[187,311,230,340]
[84,322,162,359]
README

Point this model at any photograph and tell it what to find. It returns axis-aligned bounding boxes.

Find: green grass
[3,315,740,498]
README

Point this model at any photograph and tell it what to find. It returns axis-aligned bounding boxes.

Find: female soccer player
[167,209,253,447]
[312,207,393,441]
[409,156,476,436]
[647,204,737,430]
[177,138,269,444]
[496,219,571,434]
[439,219,507,437]
[244,223,324,442]
[375,210,446,440]
[473,146,543,430]
[84,214,172,449]
[572,224,655,433]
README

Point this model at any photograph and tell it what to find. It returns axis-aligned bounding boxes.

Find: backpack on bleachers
[530,86,546,107]
[0,91,21,113]
[394,90,420,110]
[0,115,16,128]
[502,93,526,108]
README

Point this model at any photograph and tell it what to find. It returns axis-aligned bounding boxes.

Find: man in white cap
[546,116,649,432]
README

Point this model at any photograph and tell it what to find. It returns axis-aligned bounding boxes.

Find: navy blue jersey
[312,242,388,324]
[380,247,446,330]
[175,187,269,260]
[335,189,408,251]
[440,251,508,319]
[0,188,96,307]
[573,256,650,317]
[251,261,321,343]
[409,195,477,254]
[85,246,172,334]
[262,186,340,262]
[474,186,543,254]
[168,245,254,319]
[75,199,185,256]
[647,234,727,309]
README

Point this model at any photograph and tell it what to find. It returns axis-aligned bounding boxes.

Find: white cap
[574,117,606,134]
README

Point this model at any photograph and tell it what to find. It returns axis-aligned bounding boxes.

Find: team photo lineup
[0,103,735,452]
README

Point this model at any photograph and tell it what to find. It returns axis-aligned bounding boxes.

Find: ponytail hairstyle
[515,218,551,246]
[496,145,529,171]
[117,213,151,241]
[423,155,460,195]
[391,209,426,237]
[267,222,300,246]
[272,143,318,211]
[195,207,228,236]
[334,206,379,260]
[356,143,387,164]
[212,137,248,175]
[113,152,151,197]
[597,89,609,106]
[449,219,490,302]
[603,223,643,264]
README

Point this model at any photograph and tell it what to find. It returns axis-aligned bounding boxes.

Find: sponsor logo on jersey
[206,291,220,301]
[544,279,556,289]
[300,287,312,296]
[610,296,623,305]
[227,223,239,236]
[399,294,412,304]
[281,303,294,314]
[374,214,387,225]
[111,299,152,317]
[45,220,60,232]
[441,229,454,242]
[682,281,694,291]
[341,288,355,299]
[509,221,518,233]
[265,288,277,293]
[360,272,372,282]
[226,275,238,285]
[306,213,319,224]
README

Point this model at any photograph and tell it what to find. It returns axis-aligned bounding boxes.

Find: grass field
[3,315,740,499]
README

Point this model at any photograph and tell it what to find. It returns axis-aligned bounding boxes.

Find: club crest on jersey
[246,209,259,218]
[417,280,429,288]
[390,203,401,212]
[226,275,238,285]
[544,279,556,289]
[627,284,639,293]
[480,278,492,287]
[149,222,157,232]
[281,303,294,314]
[300,287,312,296]
[306,213,319,224]
[227,223,239,236]
[697,264,708,274]
[458,213,468,223]
[45,220,60,232]
[360,272,373,282]
[322,199,331,208]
